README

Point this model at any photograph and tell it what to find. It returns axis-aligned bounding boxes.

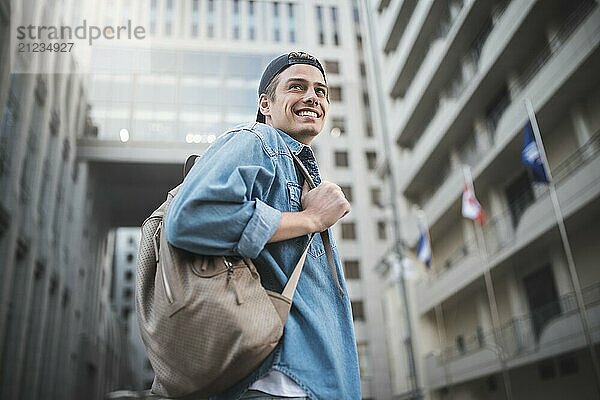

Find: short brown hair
[264,73,280,101]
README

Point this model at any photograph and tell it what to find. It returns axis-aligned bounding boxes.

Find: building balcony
[423,283,600,389]
[383,0,441,98]
[390,0,507,148]
[381,0,418,54]
[397,0,538,196]
[415,131,600,314]
[401,1,600,214]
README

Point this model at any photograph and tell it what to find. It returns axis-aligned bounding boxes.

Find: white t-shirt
[248,370,307,397]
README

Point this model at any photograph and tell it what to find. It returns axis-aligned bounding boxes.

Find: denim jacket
[165,122,361,400]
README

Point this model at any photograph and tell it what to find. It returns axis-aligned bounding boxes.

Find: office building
[365,0,600,398]
[88,0,395,398]
[0,0,133,399]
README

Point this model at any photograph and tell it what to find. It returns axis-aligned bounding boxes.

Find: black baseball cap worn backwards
[256,51,327,123]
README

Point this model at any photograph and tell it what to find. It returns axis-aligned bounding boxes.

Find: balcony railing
[437,282,600,363]
[429,129,600,277]
[484,128,600,255]
[509,0,597,97]
[553,129,600,182]
[415,0,595,182]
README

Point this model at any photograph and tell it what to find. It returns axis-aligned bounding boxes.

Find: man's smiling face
[259,64,329,145]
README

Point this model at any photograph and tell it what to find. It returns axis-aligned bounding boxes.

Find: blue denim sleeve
[164,130,282,258]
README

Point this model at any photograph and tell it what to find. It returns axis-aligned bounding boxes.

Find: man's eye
[290,84,303,90]
[316,88,327,96]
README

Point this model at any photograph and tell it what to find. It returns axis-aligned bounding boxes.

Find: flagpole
[434,303,454,399]
[463,166,513,400]
[525,98,600,393]
[416,211,454,395]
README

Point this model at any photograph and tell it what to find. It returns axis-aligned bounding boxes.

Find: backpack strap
[183,154,200,178]
[283,146,344,298]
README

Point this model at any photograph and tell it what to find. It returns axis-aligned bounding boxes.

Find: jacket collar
[276,129,311,156]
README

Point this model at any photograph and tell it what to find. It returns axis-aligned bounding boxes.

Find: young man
[165,52,360,400]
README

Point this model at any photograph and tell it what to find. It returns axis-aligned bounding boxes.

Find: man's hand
[301,180,351,232]
[268,180,350,243]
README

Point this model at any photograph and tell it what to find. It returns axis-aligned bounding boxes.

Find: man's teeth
[298,110,317,117]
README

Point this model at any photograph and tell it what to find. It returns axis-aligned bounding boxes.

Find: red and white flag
[462,167,485,225]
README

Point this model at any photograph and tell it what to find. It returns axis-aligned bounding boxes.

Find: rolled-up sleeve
[164,131,282,258]
[236,198,281,258]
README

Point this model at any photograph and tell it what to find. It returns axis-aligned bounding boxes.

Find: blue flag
[521,122,549,183]
[417,225,431,269]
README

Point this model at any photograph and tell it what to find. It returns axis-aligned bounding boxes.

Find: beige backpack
[135,153,332,398]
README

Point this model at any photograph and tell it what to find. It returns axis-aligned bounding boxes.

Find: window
[273,2,280,42]
[232,0,240,39]
[334,151,349,168]
[165,0,174,36]
[122,306,131,321]
[456,335,465,353]
[126,253,134,263]
[458,132,478,166]
[366,123,373,137]
[149,0,157,35]
[288,3,296,43]
[505,170,534,228]
[329,86,342,102]
[343,260,360,279]
[207,0,215,38]
[360,62,366,77]
[357,342,371,377]
[192,0,200,36]
[248,1,256,40]
[485,84,510,138]
[377,221,387,240]
[341,222,356,240]
[123,287,133,300]
[538,360,556,380]
[476,326,485,347]
[324,60,339,74]
[558,354,579,376]
[339,185,352,202]
[523,265,560,338]
[362,91,370,107]
[351,301,365,321]
[331,7,340,45]
[315,6,325,45]
[124,270,133,281]
[365,151,377,170]
[371,187,382,206]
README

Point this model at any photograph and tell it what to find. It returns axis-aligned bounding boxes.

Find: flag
[462,184,485,224]
[417,225,432,269]
[521,122,549,183]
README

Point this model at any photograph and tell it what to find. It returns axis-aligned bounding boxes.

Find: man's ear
[258,94,271,118]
